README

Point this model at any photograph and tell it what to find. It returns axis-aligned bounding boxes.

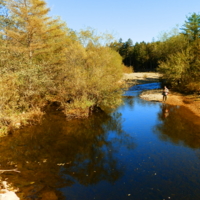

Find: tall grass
[123,65,134,73]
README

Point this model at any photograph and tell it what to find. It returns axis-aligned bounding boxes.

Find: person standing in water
[162,86,169,102]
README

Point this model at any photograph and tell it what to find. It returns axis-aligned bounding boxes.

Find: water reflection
[122,96,135,109]
[154,103,200,148]
[160,103,170,119]
[0,108,135,199]
[1,82,200,200]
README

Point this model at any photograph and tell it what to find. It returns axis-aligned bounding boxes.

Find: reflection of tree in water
[0,108,135,199]
[122,96,135,109]
[154,104,200,149]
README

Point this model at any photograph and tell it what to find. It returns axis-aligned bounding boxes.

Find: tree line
[0,0,124,135]
[110,13,200,93]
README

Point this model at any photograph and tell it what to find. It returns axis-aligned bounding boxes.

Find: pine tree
[0,0,69,130]
[181,13,200,41]
[3,0,67,64]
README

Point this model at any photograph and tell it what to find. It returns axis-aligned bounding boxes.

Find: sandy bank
[122,72,162,82]
[140,89,200,118]
[124,73,200,118]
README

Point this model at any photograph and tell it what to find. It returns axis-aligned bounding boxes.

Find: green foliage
[158,47,191,87]
[157,14,200,93]
[109,16,200,93]
[59,40,123,117]
[181,12,200,41]
[158,38,200,93]
[157,34,188,62]
[110,39,160,72]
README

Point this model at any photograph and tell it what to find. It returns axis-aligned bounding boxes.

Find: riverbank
[123,73,200,118]
[140,89,200,118]
[122,72,162,84]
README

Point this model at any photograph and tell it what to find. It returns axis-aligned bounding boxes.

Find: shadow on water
[0,107,135,199]
[154,103,200,149]
[0,82,200,200]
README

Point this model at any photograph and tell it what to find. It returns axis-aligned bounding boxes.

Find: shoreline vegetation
[0,0,124,136]
[0,0,199,138]
[1,71,199,137]
[122,72,200,118]
[0,72,199,199]
[0,1,200,199]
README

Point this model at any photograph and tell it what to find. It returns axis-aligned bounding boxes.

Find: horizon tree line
[110,12,200,93]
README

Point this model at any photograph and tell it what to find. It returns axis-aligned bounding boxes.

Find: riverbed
[0,82,200,200]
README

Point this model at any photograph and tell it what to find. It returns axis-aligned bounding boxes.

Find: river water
[0,83,200,200]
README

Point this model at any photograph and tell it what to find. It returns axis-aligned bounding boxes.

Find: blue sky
[46,0,200,44]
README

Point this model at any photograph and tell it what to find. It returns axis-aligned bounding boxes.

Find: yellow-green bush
[0,0,124,134]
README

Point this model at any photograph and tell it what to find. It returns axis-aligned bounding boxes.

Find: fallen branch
[0,169,20,173]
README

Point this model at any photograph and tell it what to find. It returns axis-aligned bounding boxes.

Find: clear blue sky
[46,0,200,44]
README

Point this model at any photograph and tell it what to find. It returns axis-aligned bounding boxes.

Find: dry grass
[122,66,134,74]
[0,108,44,137]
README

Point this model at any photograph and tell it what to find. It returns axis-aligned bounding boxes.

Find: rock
[0,190,20,200]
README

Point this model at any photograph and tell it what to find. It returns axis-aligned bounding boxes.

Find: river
[0,82,200,200]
